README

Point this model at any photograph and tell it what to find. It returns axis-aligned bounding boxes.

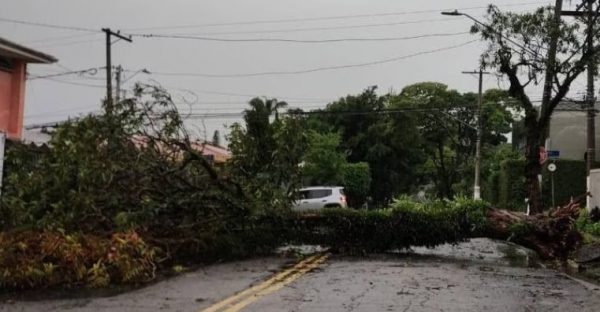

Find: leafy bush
[497,159,527,210]
[0,230,156,289]
[577,209,600,237]
[541,160,586,207]
[341,162,371,208]
[0,86,250,263]
[494,159,587,210]
[286,197,489,253]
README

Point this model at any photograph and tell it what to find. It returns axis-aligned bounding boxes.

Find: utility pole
[115,65,123,104]
[462,69,491,200]
[541,0,564,115]
[586,0,596,177]
[586,0,597,211]
[102,28,132,115]
[562,0,599,210]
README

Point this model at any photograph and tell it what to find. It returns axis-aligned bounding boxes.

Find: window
[305,189,332,199]
[0,56,13,72]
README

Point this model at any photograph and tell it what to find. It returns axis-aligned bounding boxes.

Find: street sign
[547,150,560,159]
[548,163,557,172]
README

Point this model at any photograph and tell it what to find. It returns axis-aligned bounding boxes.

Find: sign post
[548,162,557,208]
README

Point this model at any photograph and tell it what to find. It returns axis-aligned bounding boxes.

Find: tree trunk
[524,114,544,214]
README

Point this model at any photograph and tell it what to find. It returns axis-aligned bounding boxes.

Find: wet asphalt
[2,239,600,312]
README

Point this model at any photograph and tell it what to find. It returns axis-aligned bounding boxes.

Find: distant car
[292,186,347,211]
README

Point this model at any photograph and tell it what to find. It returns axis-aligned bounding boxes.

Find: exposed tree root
[486,196,585,260]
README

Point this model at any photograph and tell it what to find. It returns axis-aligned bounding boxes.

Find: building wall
[0,60,26,139]
[548,110,600,161]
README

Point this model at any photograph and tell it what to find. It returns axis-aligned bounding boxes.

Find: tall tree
[307,87,423,205]
[228,98,306,210]
[474,3,600,212]
[302,131,347,185]
[390,83,517,198]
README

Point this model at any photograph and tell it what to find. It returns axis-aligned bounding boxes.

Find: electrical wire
[24,32,102,44]
[0,17,99,33]
[146,39,478,78]
[180,106,482,119]
[133,31,470,43]
[25,105,101,118]
[32,37,104,49]
[27,67,105,80]
[32,77,105,89]
[186,100,327,105]
[126,77,338,101]
[150,18,463,36]
[124,1,545,31]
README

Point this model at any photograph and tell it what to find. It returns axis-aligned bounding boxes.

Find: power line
[128,77,337,101]
[25,106,101,119]
[152,17,464,36]
[186,100,327,105]
[32,76,106,89]
[146,39,478,78]
[180,105,484,119]
[0,17,99,33]
[32,37,104,49]
[133,31,470,43]
[54,63,75,72]
[27,66,105,80]
[124,1,545,31]
[24,32,102,44]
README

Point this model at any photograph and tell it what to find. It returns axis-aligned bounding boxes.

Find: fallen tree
[485,196,585,259]
[288,196,585,260]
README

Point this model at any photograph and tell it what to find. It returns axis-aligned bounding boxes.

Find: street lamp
[122,68,151,84]
[441,10,536,55]
[442,9,542,201]
[441,10,486,200]
[116,68,151,102]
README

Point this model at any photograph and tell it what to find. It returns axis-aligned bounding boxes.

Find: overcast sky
[4,0,585,140]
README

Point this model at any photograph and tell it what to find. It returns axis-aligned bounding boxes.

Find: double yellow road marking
[201,253,330,312]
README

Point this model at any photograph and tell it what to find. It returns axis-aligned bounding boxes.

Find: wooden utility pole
[102,28,132,115]
[462,69,491,200]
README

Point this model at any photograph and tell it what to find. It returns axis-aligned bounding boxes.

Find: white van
[292,186,347,211]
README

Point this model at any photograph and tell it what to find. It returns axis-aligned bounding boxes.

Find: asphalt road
[3,239,600,312]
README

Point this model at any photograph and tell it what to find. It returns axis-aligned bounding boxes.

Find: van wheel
[324,204,341,208]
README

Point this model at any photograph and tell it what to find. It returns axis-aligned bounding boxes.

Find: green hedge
[286,197,489,253]
[497,159,527,210]
[483,171,500,206]
[341,162,371,208]
[493,159,587,210]
[541,160,586,207]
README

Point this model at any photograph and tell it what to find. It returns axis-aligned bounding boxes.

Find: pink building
[0,36,56,140]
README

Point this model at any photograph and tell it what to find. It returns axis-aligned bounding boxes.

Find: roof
[130,135,232,164]
[0,36,57,63]
[190,141,231,163]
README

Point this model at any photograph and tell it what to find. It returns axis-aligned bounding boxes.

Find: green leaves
[286,197,490,253]
[389,83,516,198]
[228,98,307,212]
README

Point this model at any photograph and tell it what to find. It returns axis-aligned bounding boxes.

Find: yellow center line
[200,254,327,312]
[223,254,330,312]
